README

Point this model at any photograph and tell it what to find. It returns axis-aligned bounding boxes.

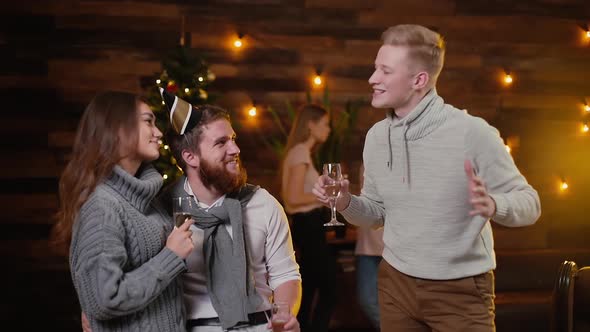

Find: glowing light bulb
[584,104,590,112]
[586,30,590,38]
[560,181,568,191]
[582,123,589,133]
[313,75,322,86]
[234,38,243,48]
[198,76,204,82]
[504,73,513,84]
[248,106,257,117]
[505,145,511,153]
[163,174,168,180]
[156,79,161,84]
[164,145,169,150]
[184,88,190,93]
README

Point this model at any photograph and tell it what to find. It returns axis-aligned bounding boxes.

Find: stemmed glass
[172,196,194,227]
[323,163,345,226]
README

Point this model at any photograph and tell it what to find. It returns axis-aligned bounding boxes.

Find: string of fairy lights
[175,26,590,192]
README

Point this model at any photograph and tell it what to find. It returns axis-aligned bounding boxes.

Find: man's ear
[182,149,200,168]
[413,71,430,89]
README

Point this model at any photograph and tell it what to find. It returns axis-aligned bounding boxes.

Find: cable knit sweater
[341,89,541,280]
[69,165,186,332]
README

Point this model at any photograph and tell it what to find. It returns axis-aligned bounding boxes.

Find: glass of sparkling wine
[271,301,290,332]
[172,196,194,227]
[323,163,345,226]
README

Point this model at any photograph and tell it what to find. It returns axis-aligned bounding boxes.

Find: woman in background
[281,104,336,332]
[51,91,194,331]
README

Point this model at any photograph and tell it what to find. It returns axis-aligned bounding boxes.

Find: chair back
[552,260,578,332]
[574,267,590,332]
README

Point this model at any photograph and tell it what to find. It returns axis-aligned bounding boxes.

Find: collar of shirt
[183,177,226,212]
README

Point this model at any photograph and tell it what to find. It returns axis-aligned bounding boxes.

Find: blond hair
[381,24,445,86]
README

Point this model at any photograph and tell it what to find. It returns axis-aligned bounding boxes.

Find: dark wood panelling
[1,0,588,245]
[1,2,589,329]
[455,0,590,19]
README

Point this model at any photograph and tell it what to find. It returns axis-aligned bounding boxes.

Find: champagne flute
[323,163,345,226]
[172,196,194,227]
[271,301,290,332]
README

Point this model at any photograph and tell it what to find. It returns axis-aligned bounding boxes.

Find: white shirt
[182,179,301,319]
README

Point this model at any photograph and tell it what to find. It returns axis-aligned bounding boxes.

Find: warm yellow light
[198,76,204,82]
[586,30,590,38]
[162,100,165,105]
[313,75,322,86]
[584,104,590,112]
[582,123,589,133]
[560,181,569,191]
[163,145,169,150]
[248,106,257,117]
[233,38,243,48]
[184,88,189,93]
[504,74,513,84]
[163,174,169,180]
[505,145,511,154]
[156,79,161,84]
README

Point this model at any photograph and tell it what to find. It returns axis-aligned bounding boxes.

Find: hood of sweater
[105,164,163,213]
[385,88,449,186]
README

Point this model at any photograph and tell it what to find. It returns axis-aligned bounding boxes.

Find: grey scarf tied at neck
[186,184,262,330]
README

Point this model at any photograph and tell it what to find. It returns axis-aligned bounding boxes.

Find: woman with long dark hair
[52,91,194,331]
[280,104,336,332]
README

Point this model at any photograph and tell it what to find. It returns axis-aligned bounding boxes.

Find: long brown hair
[283,104,328,155]
[51,91,145,255]
[278,104,328,191]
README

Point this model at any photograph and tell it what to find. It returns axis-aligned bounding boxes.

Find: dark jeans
[356,255,382,329]
[291,208,338,332]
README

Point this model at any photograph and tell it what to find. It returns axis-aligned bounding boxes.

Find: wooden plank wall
[1,0,589,266]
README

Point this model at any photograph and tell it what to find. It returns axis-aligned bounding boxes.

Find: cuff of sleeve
[267,254,301,290]
[154,247,186,279]
[490,193,509,221]
[340,195,360,221]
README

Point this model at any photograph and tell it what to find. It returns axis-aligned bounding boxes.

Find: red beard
[199,156,247,194]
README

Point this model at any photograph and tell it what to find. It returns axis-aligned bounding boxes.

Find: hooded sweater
[69,165,186,331]
[341,89,541,280]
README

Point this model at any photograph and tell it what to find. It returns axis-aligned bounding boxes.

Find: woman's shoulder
[284,143,311,164]
[287,143,310,155]
[79,185,125,220]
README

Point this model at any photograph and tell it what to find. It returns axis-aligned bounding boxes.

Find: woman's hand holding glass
[166,219,194,259]
[168,196,196,259]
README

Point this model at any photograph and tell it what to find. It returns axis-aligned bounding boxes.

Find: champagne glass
[172,196,194,227]
[323,163,345,226]
[271,301,290,332]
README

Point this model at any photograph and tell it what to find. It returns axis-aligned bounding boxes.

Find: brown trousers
[377,260,496,332]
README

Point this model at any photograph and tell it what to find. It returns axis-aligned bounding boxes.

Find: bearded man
[159,91,302,332]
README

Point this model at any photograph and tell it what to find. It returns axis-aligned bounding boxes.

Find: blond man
[313,24,541,332]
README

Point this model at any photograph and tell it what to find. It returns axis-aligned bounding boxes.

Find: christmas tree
[145,45,216,183]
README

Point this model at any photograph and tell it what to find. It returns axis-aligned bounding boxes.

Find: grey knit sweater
[69,165,186,331]
[342,89,541,280]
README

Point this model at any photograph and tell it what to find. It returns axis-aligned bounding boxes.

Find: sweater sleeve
[70,198,186,320]
[340,126,386,228]
[466,117,541,227]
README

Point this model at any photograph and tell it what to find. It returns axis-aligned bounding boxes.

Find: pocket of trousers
[472,271,496,312]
